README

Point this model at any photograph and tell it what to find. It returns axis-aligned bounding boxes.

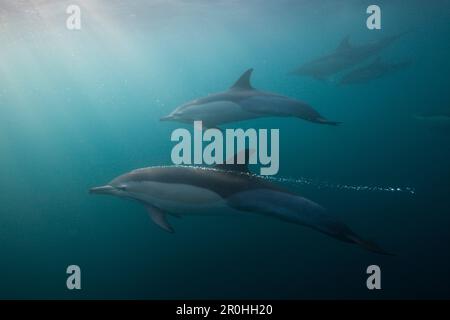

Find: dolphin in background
[161,69,340,127]
[413,109,450,132]
[414,109,450,122]
[291,32,409,80]
[338,57,412,85]
[90,151,392,255]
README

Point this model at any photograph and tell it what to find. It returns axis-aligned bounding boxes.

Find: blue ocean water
[0,0,449,299]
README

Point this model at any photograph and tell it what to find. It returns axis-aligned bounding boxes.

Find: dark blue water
[0,0,449,299]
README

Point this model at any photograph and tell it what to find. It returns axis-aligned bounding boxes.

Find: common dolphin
[90,153,392,255]
[338,57,412,85]
[160,69,340,127]
[291,32,408,80]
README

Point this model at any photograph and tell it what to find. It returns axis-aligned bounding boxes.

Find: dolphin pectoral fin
[146,205,175,233]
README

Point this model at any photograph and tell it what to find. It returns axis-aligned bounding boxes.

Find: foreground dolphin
[338,57,412,85]
[291,32,408,80]
[90,155,392,255]
[160,69,340,127]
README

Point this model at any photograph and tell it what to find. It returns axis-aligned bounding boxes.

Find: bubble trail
[179,166,416,195]
[261,175,416,195]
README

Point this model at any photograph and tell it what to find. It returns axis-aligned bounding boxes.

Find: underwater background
[0,0,449,299]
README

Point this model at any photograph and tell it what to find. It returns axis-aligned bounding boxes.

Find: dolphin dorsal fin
[336,36,351,52]
[214,149,255,173]
[230,68,254,90]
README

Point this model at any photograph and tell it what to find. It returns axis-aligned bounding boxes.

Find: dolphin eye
[117,185,127,191]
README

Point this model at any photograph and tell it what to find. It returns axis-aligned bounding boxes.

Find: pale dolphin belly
[130,181,229,215]
[180,100,260,125]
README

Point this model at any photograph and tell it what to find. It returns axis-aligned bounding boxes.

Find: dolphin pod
[161,69,340,127]
[90,151,393,255]
[90,35,409,255]
[291,32,409,80]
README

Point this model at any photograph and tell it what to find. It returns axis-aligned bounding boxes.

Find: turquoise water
[0,0,449,299]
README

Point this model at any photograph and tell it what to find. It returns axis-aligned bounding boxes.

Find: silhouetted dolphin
[90,152,392,255]
[292,32,408,80]
[338,57,412,85]
[161,69,340,127]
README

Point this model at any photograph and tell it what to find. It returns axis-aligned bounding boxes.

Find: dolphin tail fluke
[316,118,342,126]
[348,235,396,256]
[315,219,395,256]
[311,214,394,255]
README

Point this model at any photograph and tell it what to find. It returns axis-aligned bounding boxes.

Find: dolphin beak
[160,115,174,121]
[89,185,115,195]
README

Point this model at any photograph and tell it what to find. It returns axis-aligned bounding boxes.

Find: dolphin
[338,57,412,85]
[291,32,409,80]
[413,109,450,132]
[160,69,340,127]
[90,152,392,255]
[414,110,450,122]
